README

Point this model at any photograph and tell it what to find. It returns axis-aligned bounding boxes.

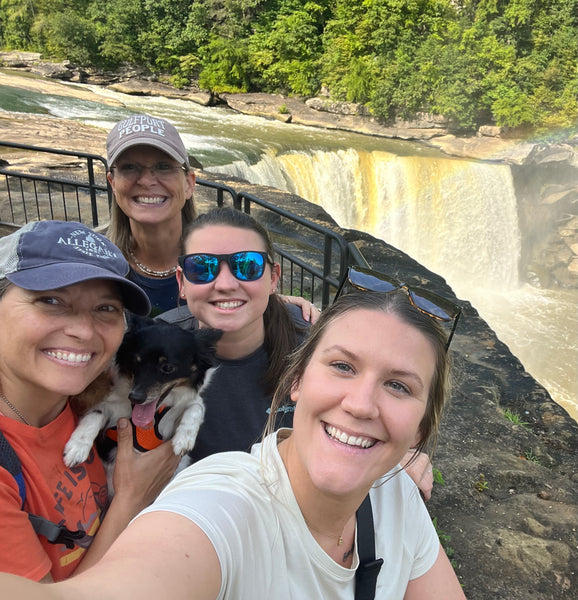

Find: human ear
[107,170,116,191]
[184,171,196,199]
[289,376,301,403]
[176,268,186,298]
[269,262,281,294]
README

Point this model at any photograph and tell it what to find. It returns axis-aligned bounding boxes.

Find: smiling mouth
[45,350,92,364]
[212,300,245,310]
[324,424,376,449]
[134,196,166,205]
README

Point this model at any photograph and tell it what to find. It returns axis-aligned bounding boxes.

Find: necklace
[304,516,349,547]
[0,391,31,425]
[129,251,177,278]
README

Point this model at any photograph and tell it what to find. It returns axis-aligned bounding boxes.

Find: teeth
[46,351,92,364]
[214,301,244,309]
[136,196,165,204]
[325,425,375,449]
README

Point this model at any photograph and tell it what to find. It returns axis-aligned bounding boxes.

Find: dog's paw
[171,430,196,456]
[63,439,92,467]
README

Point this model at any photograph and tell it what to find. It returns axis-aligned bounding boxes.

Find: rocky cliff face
[512,147,578,289]
[195,172,578,600]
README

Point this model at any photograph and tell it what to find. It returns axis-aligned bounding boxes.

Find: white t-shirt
[139,430,439,600]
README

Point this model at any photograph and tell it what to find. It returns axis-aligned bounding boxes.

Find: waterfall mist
[212,149,577,420]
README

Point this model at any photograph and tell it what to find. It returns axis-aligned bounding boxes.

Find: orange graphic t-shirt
[0,404,108,581]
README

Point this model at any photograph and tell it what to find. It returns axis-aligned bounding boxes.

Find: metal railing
[0,142,355,307]
[0,141,111,227]
[236,190,349,307]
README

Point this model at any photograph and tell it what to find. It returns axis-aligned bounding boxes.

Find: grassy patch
[502,408,530,428]
[475,473,489,492]
[523,448,540,464]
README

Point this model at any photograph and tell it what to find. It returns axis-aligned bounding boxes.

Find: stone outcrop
[512,147,578,289]
[107,79,213,106]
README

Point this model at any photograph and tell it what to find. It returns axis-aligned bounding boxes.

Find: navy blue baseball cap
[0,220,151,315]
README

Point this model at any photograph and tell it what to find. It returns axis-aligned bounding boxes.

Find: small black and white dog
[64,314,221,481]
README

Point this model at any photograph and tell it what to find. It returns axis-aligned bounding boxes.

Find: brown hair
[267,290,451,456]
[0,277,10,299]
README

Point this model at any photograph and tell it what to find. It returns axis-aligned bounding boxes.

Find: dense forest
[1,0,576,134]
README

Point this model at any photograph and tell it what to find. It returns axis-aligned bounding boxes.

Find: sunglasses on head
[178,251,272,284]
[336,266,462,350]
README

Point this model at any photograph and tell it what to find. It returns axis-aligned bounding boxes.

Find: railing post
[87,157,99,227]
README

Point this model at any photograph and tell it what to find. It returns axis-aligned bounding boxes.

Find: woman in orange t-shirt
[0,220,180,582]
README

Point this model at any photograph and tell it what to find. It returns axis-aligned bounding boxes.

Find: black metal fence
[0,141,111,226]
[0,141,355,306]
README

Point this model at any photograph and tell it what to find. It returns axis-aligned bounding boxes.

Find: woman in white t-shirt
[0,289,466,599]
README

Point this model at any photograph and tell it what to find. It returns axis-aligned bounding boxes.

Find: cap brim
[7,263,151,316]
[108,138,189,167]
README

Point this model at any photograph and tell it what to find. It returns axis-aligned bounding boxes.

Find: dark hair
[183,208,302,396]
[267,290,451,456]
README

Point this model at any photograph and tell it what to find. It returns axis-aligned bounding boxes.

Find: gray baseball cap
[106,114,190,167]
[0,220,151,315]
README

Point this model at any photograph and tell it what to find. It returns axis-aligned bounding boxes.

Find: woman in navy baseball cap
[0,220,179,582]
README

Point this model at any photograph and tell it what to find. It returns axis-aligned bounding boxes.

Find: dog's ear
[126,313,155,332]
[195,327,223,350]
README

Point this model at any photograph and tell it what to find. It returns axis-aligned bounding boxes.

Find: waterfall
[1,80,575,419]
[211,149,522,294]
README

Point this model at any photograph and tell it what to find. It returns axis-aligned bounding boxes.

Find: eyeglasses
[110,162,186,181]
[336,266,461,350]
[178,251,272,284]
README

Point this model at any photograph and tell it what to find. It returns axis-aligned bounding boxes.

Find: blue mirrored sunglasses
[178,251,271,284]
[336,266,462,350]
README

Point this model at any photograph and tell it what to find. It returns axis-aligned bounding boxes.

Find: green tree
[88,0,148,65]
[198,34,251,93]
[1,0,574,134]
[248,2,327,95]
[0,0,36,49]
[31,9,99,64]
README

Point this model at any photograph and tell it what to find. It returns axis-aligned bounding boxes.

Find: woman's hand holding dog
[112,417,181,511]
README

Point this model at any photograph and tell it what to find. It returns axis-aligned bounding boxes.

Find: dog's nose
[128,391,147,404]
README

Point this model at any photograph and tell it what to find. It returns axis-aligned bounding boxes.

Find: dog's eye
[159,363,177,375]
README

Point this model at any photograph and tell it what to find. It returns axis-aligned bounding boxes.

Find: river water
[1,81,576,420]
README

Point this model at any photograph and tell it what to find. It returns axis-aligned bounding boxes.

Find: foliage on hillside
[1,0,576,133]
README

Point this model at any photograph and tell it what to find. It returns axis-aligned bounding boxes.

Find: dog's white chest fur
[64,366,217,470]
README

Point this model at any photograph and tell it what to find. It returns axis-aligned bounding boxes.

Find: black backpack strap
[28,514,92,549]
[0,430,93,549]
[355,494,384,600]
[0,429,27,507]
